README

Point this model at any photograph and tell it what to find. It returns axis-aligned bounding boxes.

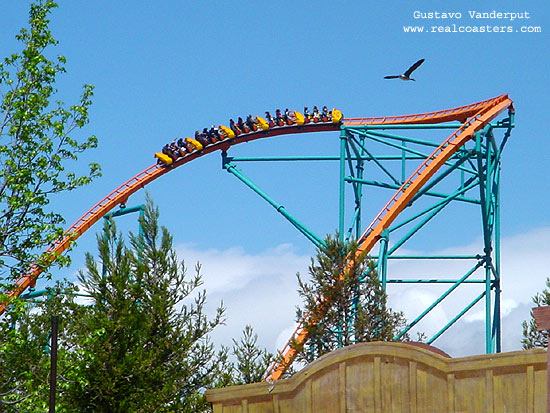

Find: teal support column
[139,207,145,237]
[388,182,479,255]
[354,136,366,240]
[347,177,480,205]
[427,291,486,344]
[475,131,493,354]
[104,204,146,237]
[20,289,91,300]
[394,260,484,340]
[222,152,325,248]
[485,259,493,353]
[20,289,50,299]
[401,139,406,183]
[475,125,504,354]
[103,204,145,276]
[492,164,502,352]
[490,140,502,353]
[485,132,493,354]
[104,204,145,219]
[342,135,369,242]
[376,230,389,292]
[339,129,347,242]
[361,131,474,175]
[492,113,511,353]
[340,119,512,350]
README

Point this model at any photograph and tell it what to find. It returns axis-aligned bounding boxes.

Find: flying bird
[384,59,425,81]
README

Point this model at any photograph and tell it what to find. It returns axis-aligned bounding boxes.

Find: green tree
[60,198,226,412]
[522,277,550,349]
[294,234,409,363]
[0,2,99,406]
[0,0,100,284]
[230,325,274,385]
[0,281,82,411]
[0,202,276,410]
[0,299,48,410]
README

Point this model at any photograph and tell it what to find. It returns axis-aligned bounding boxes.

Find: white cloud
[275,324,301,353]
[388,288,449,337]
[175,243,307,296]
[175,242,309,353]
[465,298,518,322]
[23,225,544,370]
[172,227,550,360]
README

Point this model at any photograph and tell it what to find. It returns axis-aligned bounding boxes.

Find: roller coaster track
[0,95,514,368]
[265,94,513,381]
[344,95,504,126]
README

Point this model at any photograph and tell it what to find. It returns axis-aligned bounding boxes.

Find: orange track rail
[265,94,513,381]
[0,96,514,334]
[343,95,505,126]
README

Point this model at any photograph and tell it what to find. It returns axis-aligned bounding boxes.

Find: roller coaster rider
[229,118,240,135]
[196,128,209,146]
[161,143,172,157]
[265,111,275,126]
[169,139,178,151]
[287,109,296,124]
[275,109,284,126]
[177,137,191,154]
[160,140,178,162]
[237,117,246,133]
[158,104,341,165]
[313,105,320,120]
[209,125,220,142]
[193,129,207,146]
[179,137,195,154]
[246,114,257,131]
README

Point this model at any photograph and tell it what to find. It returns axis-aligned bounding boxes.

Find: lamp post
[49,315,59,413]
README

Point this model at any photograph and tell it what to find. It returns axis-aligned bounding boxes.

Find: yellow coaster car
[332,109,343,123]
[186,137,203,151]
[219,125,236,139]
[155,152,173,166]
[294,111,305,126]
[255,116,270,130]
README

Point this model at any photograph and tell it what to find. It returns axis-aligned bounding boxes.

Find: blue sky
[1,1,549,358]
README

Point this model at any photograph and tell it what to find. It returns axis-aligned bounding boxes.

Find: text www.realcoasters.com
[403,10,542,33]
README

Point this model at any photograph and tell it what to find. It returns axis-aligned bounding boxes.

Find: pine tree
[0,199,277,409]
[522,277,550,349]
[294,234,408,363]
[61,197,226,412]
[230,325,274,385]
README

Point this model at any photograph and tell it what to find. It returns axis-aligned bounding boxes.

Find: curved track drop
[266,95,514,380]
[1,118,342,311]
[1,97,514,380]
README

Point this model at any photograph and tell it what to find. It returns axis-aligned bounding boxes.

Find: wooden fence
[206,341,547,412]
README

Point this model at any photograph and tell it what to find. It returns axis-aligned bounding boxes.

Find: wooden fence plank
[206,342,547,413]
